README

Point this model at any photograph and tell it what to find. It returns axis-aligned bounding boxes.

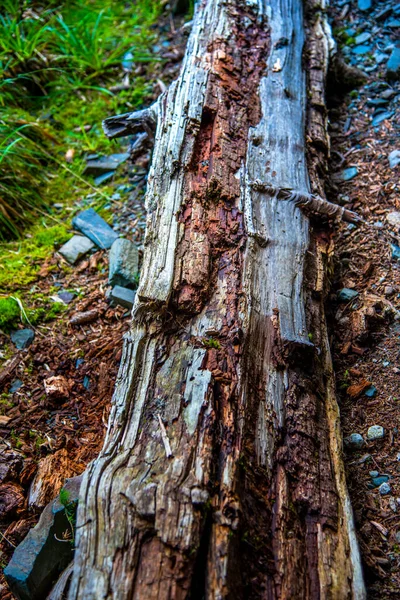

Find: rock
[391,244,400,260]
[379,482,391,495]
[72,208,118,250]
[109,238,139,288]
[374,52,389,64]
[371,475,389,487]
[122,51,134,72]
[84,153,129,176]
[4,476,81,600]
[369,470,379,478]
[58,234,95,264]
[83,375,90,390]
[386,18,400,27]
[9,379,23,393]
[389,150,400,168]
[384,286,395,296]
[353,45,372,55]
[57,291,75,304]
[372,111,394,126]
[381,88,397,100]
[341,167,358,181]
[44,376,69,402]
[387,47,400,80]
[366,98,389,107]
[389,496,397,512]
[364,385,377,398]
[110,285,136,310]
[358,0,372,11]
[355,32,371,44]
[367,425,385,441]
[337,288,359,302]
[344,433,365,450]
[387,211,400,228]
[11,329,35,350]
[375,6,392,20]
[93,171,115,186]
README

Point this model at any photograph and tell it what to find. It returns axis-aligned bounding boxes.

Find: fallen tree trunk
[69,0,365,598]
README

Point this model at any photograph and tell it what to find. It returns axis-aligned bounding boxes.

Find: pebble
[375,6,392,20]
[59,234,95,264]
[337,288,359,302]
[364,385,377,398]
[384,286,394,296]
[84,153,129,176]
[372,111,394,126]
[9,379,23,393]
[358,0,372,11]
[367,425,385,441]
[110,286,136,310]
[344,433,365,450]
[108,238,139,288]
[389,497,397,512]
[10,329,35,350]
[353,44,372,55]
[391,244,400,260]
[72,208,119,250]
[57,291,75,304]
[369,470,379,478]
[355,32,371,44]
[371,475,389,487]
[388,150,400,169]
[379,482,391,495]
[341,167,359,181]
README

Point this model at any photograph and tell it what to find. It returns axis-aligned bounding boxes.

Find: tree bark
[69,0,365,598]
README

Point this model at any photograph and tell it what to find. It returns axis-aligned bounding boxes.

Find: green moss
[0,297,20,330]
[203,337,221,349]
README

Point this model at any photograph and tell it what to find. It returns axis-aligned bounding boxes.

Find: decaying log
[69,0,366,598]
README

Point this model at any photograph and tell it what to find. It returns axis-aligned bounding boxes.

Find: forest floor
[0,0,399,598]
[328,0,400,597]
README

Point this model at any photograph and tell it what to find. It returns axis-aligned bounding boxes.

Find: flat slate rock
[389,150,400,168]
[11,329,35,350]
[72,208,118,249]
[387,47,400,79]
[358,0,372,11]
[59,234,95,264]
[4,476,81,600]
[84,153,129,176]
[372,111,394,126]
[110,285,136,310]
[109,238,139,288]
[341,167,358,181]
[337,288,359,302]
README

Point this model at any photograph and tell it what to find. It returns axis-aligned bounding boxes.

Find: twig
[0,530,16,548]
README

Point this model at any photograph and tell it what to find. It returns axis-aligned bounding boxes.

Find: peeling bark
[69,1,365,598]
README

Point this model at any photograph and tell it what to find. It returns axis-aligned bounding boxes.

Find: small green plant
[58,487,77,545]
[202,337,221,349]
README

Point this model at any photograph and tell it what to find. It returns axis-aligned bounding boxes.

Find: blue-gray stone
[344,433,365,450]
[355,32,371,45]
[122,51,134,72]
[364,386,377,398]
[83,375,90,390]
[93,171,115,186]
[109,238,139,289]
[4,476,81,600]
[389,150,400,168]
[57,291,75,304]
[72,208,118,249]
[11,329,35,350]
[367,425,385,440]
[353,45,372,55]
[375,6,392,20]
[75,358,84,368]
[372,111,394,126]
[379,482,392,495]
[372,475,389,487]
[341,167,358,181]
[9,379,23,393]
[358,0,372,11]
[387,47,400,80]
[84,153,129,176]
[110,285,136,310]
[366,98,389,107]
[337,288,359,302]
[369,470,379,478]
[391,244,400,260]
[386,18,400,27]
[59,234,95,264]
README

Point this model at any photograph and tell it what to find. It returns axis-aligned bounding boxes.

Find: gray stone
[389,150,400,169]
[344,433,365,450]
[337,288,359,302]
[353,45,372,55]
[93,171,115,186]
[369,470,379,478]
[57,291,75,304]
[364,385,377,398]
[391,244,400,260]
[367,425,385,441]
[386,18,400,27]
[372,111,394,126]
[387,47,400,80]
[72,208,118,249]
[11,329,35,350]
[4,476,81,600]
[110,286,136,310]
[387,211,400,228]
[59,234,95,264]
[381,88,397,100]
[371,475,389,487]
[109,238,139,289]
[374,52,389,64]
[358,0,372,11]
[375,6,392,20]
[366,98,389,107]
[341,167,358,181]
[9,379,23,393]
[355,32,371,44]
[379,482,391,495]
[84,153,129,176]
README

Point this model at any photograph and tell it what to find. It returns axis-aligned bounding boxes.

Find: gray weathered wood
[69,0,365,598]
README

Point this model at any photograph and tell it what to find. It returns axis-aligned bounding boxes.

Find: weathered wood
[69,0,365,598]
